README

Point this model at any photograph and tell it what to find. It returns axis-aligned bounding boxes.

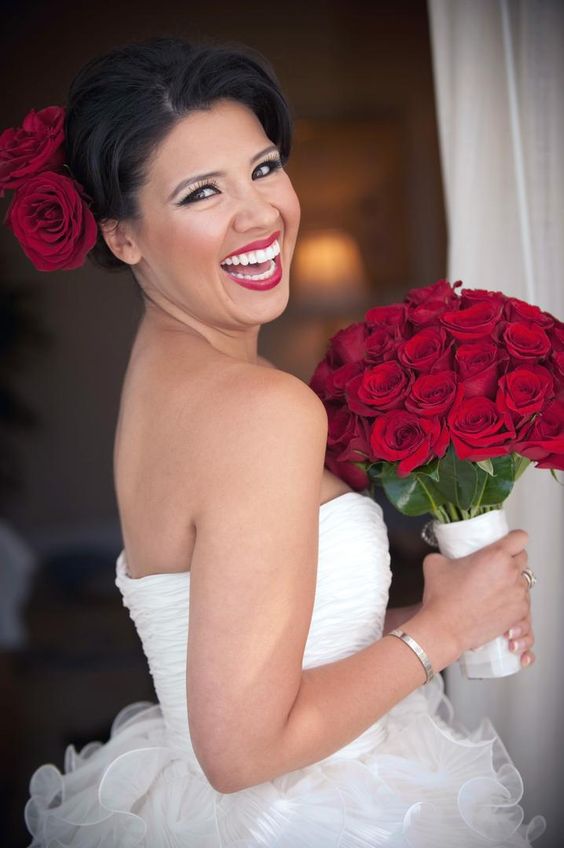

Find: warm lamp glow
[292,229,367,300]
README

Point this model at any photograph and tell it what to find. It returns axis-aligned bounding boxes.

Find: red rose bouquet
[310,279,563,678]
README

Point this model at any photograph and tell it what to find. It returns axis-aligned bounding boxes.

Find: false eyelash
[177,155,284,206]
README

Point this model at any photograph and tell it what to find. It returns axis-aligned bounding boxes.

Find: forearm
[230,608,458,791]
[382,601,423,636]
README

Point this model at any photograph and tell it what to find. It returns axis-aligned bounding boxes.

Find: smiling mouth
[221,239,282,289]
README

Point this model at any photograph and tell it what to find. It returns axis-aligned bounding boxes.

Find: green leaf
[367,462,385,483]
[550,468,564,486]
[417,458,441,481]
[479,454,515,505]
[379,463,446,516]
[476,458,495,476]
[512,453,531,481]
[435,445,479,510]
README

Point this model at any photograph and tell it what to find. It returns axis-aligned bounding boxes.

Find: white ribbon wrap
[433,509,522,678]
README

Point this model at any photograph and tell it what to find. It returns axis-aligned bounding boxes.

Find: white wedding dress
[25,491,547,847]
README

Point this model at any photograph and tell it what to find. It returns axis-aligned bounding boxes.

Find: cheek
[279,181,301,241]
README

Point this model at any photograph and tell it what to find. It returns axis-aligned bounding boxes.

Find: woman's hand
[504,614,536,668]
[420,530,533,659]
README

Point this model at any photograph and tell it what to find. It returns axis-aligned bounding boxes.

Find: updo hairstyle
[64,36,293,271]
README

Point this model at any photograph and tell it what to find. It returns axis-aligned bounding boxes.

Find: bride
[17,36,547,846]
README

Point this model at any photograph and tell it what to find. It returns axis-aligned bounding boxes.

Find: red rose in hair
[504,297,554,329]
[0,106,65,196]
[405,278,461,306]
[440,300,504,341]
[369,410,448,476]
[364,304,408,338]
[398,326,452,372]
[4,170,97,271]
[448,396,516,460]
[405,370,461,417]
[503,322,551,361]
[496,366,554,418]
[515,399,564,470]
[455,340,508,399]
[346,361,412,414]
[328,322,367,365]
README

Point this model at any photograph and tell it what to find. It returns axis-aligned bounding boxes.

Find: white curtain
[428,0,564,836]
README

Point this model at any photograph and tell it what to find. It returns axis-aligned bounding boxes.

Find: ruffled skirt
[25,673,547,847]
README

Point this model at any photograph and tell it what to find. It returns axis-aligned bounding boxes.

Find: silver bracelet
[388,628,435,685]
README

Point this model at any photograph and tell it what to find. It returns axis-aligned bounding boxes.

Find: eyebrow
[167,144,279,202]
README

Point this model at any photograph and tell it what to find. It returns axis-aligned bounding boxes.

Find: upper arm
[186,369,328,789]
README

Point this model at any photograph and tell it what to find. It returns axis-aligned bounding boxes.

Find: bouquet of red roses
[310,279,563,679]
[310,279,564,522]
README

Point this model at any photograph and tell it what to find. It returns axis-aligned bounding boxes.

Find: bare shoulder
[189,361,328,497]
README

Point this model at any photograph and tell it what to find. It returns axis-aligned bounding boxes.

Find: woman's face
[118,99,301,347]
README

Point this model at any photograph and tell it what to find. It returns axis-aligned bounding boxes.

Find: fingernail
[508,627,522,639]
[523,655,532,666]
[509,639,525,652]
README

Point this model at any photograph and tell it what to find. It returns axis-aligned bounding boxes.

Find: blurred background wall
[0,1,446,844]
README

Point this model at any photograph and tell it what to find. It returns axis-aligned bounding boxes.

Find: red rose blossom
[504,297,554,329]
[364,304,408,338]
[0,106,65,196]
[326,404,371,459]
[405,278,461,306]
[405,370,461,417]
[447,396,516,461]
[496,366,554,418]
[310,358,362,401]
[440,300,504,341]
[328,322,367,365]
[4,170,97,271]
[369,410,449,476]
[503,322,551,361]
[460,288,507,308]
[514,399,564,470]
[455,340,508,399]
[325,450,369,491]
[364,327,397,363]
[346,361,412,414]
[397,326,452,372]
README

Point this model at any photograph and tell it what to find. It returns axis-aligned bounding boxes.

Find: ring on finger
[521,568,537,590]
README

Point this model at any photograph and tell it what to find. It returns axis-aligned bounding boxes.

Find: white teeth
[222,239,280,266]
[228,258,276,281]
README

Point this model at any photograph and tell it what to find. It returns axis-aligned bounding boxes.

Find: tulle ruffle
[25,672,547,847]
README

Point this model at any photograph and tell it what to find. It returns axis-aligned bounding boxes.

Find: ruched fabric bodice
[25,490,547,847]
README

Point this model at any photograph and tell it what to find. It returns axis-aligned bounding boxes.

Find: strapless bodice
[115,491,392,762]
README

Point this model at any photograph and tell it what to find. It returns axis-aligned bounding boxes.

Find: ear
[99,218,142,265]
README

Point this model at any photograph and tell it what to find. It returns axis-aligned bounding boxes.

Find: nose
[232,184,280,234]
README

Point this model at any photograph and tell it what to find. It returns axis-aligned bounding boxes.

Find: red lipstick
[222,230,280,261]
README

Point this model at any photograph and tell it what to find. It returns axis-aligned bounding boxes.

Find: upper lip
[221,230,281,262]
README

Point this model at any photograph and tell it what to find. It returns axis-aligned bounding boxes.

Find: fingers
[505,616,535,666]
[496,529,529,556]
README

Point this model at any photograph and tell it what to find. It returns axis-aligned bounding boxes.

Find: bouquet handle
[432,509,522,679]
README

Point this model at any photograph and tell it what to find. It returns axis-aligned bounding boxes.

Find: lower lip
[222,254,283,291]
